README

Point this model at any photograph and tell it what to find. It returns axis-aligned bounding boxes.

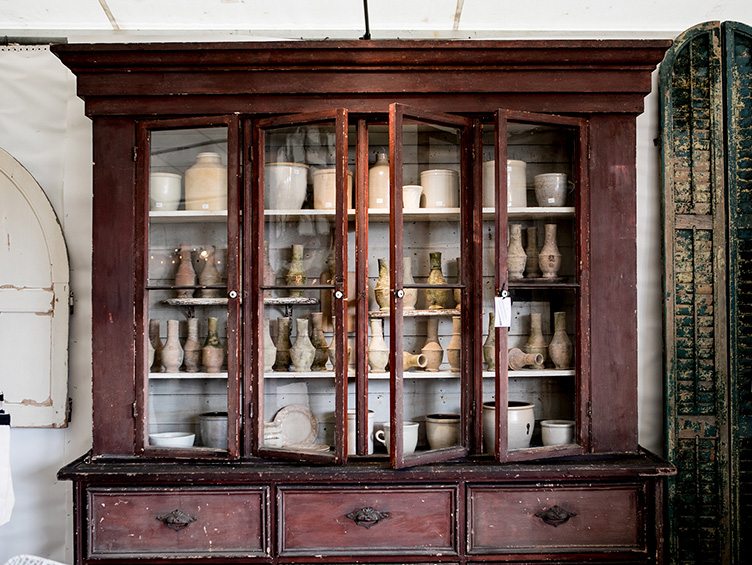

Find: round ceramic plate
[273,404,318,447]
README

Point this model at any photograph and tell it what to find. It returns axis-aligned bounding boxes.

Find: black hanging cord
[360,0,371,40]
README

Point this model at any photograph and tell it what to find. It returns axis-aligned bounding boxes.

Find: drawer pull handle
[156,509,197,531]
[535,505,577,527]
[346,506,390,528]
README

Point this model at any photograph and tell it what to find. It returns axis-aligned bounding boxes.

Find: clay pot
[182,318,202,373]
[368,151,390,209]
[198,245,222,297]
[524,312,547,368]
[374,258,390,311]
[148,319,164,373]
[426,413,460,449]
[367,319,389,373]
[185,152,227,211]
[426,252,453,309]
[534,173,567,207]
[161,319,184,373]
[290,318,316,372]
[548,311,573,369]
[507,223,527,280]
[482,312,496,370]
[286,244,307,297]
[421,318,444,372]
[403,351,427,371]
[174,244,196,298]
[309,312,329,371]
[273,317,292,372]
[446,316,462,373]
[482,400,535,452]
[508,347,544,370]
[538,223,561,280]
[202,316,225,373]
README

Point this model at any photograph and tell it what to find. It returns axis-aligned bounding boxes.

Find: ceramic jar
[367,319,389,373]
[525,226,540,278]
[538,223,562,280]
[420,169,458,208]
[174,244,196,298]
[263,319,276,372]
[534,173,567,207]
[198,245,222,297]
[483,312,496,370]
[150,172,182,211]
[312,168,353,210]
[273,317,292,371]
[426,414,461,450]
[368,151,390,209]
[161,319,184,373]
[426,252,453,309]
[402,184,423,209]
[265,162,309,210]
[482,159,527,208]
[374,258,390,311]
[541,419,575,446]
[421,318,444,372]
[202,316,225,373]
[148,319,163,373]
[507,223,527,280]
[507,347,544,370]
[482,400,535,452]
[290,318,316,372]
[548,311,573,369]
[347,409,375,455]
[402,256,418,310]
[182,318,202,373]
[185,152,227,211]
[286,244,307,297]
[524,312,547,368]
[309,312,329,371]
[199,412,228,449]
[403,351,427,371]
[446,316,462,372]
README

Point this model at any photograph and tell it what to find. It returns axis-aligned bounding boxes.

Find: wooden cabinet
[52,39,673,564]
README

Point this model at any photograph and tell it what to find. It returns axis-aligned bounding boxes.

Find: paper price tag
[494,295,512,328]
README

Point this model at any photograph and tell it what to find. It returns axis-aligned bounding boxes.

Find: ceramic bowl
[540,419,575,446]
[149,432,195,448]
[534,173,568,207]
[402,184,423,209]
[265,162,309,210]
[425,413,460,449]
[149,172,182,211]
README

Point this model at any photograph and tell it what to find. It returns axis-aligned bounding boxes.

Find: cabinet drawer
[278,485,458,556]
[467,484,645,554]
[88,488,267,557]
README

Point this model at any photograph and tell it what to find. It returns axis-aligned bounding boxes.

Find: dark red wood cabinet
[53,39,673,564]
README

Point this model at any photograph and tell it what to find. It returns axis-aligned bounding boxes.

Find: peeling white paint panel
[0,148,69,427]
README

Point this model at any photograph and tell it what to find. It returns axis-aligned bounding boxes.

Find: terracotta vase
[319,250,335,331]
[161,319,184,373]
[263,240,275,297]
[507,223,527,280]
[184,151,227,211]
[290,318,316,372]
[286,244,307,297]
[403,351,427,371]
[374,257,390,311]
[453,257,462,310]
[368,151,390,208]
[263,318,276,372]
[309,312,329,371]
[426,252,453,309]
[524,312,547,368]
[482,312,496,370]
[446,316,462,373]
[202,316,225,373]
[273,317,292,371]
[508,347,544,370]
[403,256,418,310]
[538,223,562,280]
[421,318,444,372]
[548,311,573,369]
[525,226,540,278]
[182,317,202,372]
[198,245,222,297]
[148,319,164,373]
[174,244,196,298]
[367,318,389,373]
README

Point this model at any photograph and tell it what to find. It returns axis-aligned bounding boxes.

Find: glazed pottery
[182,317,202,373]
[402,184,423,209]
[483,312,496,370]
[446,316,462,372]
[309,312,329,371]
[403,351,427,371]
[426,413,460,449]
[149,319,164,373]
[420,169,458,208]
[198,245,222,297]
[374,258,390,311]
[347,409,375,455]
[482,159,527,208]
[263,318,276,372]
[541,419,575,446]
[548,311,573,369]
[482,400,535,452]
[375,421,419,455]
[290,318,316,372]
[150,172,181,211]
[265,162,309,210]
[507,223,527,280]
[508,347,544,370]
[202,316,224,373]
[426,251,453,309]
[199,411,228,449]
[367,319,389,373]
[273,317,292,371]
[185,152,227,211]
[524,312,547,368]
[402,256,418,310]
[286,244,307,297]
[538,223,562,280]
[161,319,184,373]
[174,244,196,298]
[534,173,567,207]
[368,151,390,208]
[421,318,444,371]
[312,168,353,210]
[525,226,540,278]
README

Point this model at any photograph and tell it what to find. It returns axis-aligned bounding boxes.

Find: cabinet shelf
[150,372,228,379]
[160,297,320,307]
[369,308,460,318]
[259,368,575,379]
[263,207,575,222]
[150,210,228,223]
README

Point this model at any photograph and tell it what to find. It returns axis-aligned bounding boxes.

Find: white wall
[0,6,750,560]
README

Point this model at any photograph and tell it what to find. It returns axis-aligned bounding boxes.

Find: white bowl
[540,419,575,446]
[265,162,309,210]
[149,432,195,448]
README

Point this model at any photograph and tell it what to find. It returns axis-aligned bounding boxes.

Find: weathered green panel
[724,20,752,564]
[661,21,730,565]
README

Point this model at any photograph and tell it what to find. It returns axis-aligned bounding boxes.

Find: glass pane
[146,126,230,452]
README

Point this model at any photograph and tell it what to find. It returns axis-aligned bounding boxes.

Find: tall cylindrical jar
[182,318,202,373]
[446,316,462,372]
[548,311,573,369]
[162,319,184,373]
[368,151,390,208]
[507,223,527,280]
[538,223,562,280]
[184,152,227,211]
[202,316,225,373]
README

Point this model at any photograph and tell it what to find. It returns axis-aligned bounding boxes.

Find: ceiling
[0,0,751,40]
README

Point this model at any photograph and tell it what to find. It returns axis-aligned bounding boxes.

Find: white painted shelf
[369,308,460,318]
[149,368,575,380]
[150,371,227,379]
[150,210,228,223]
[262,207,575,222]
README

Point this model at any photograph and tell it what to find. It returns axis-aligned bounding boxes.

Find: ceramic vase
[185,152,227,211]
[374,258,390,311]
[202,316,225,373]
[403,256,418,310]
[446,316,462,372]
[538,223,562,280]
[263,240,275,297]
[286,244,306,297]
[507,223,527,280]
[148,319,164,373]
[421,318,444,372]
[524,312,547,368]
[453,257,462,310]
[273,317,292,372]
[525,226,540,278]
[198,245,222,297]
[182,317,202,372]
[482,312,495,370]
[426,252,453,309]
[309,312,329,371]
[263,319,276,372]
[174,244,196,298]
[290,318,316,372]
[367,319,389,373]
[403,351,427,371]
[368,151,390,208]
[508,347,544,370]
[319,251,335,331]
[162,319,184,373]
[548,311,573,369]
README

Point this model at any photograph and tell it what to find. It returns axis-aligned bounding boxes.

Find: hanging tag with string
[494,287,511,328]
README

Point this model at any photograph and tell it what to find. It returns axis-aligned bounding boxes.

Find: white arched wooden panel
[0,147,69,427]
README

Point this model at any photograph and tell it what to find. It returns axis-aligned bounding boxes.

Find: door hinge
[132,146,138,162]
[132,401,138,418]
[68,289,75,315]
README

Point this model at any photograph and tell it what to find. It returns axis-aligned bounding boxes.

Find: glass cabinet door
[251,110,350,463]
[482,110,589,461]
[138,118,240,457]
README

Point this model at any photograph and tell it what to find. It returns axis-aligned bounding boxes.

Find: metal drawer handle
[534,505,577,527]
[156,509,197,531]
[346,506,390,528]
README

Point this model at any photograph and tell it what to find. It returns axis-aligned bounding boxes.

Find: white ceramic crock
[149,172,182,211]
[482,400,535,452]
[347,409,375,455]
[199,411,228,449]
[482,159,527,208]
[375,421,419,454]
[312,168,353,210]
[184,152,227,211]
[420,169,459,208]
[265,162,309,210]
[425,413,461,450]
[540,419,575,446]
